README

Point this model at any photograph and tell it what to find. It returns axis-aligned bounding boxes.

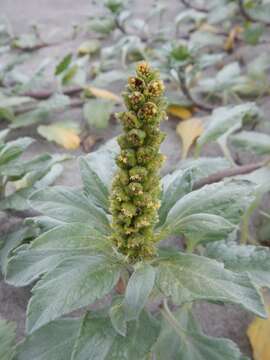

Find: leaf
[29,186,110,234]
[6,248,88,287]
[37,121,81,150]
[224,26,243,51]
[0,226,37,274]
[71,311,160,360]
[0,318,16,360]
[26,254,121,333]
[55,53,72,75]
[158,168,193,226]
[243,24,263,45]
[0,137,33,165]
[230,131,270,155]
[77,40,101,56]
[156,251,266,317]
[158,180,255,238]
[196,103,262,150]
[109,299,127,336]
[10,94,70,129]
[154,306,246,360]
[29,222,109,252]
[177,118,204,159]
[124,263,156,320]
[11,32,40,50]
[247,298,270,360]
[167,105,192,120]
[178,213,236,249]
[83,99,114,128]
[62,65,79,85]
[79,150,117,211]
[205,241,270,289]
[16,318,81,360]
[84,86,121,103]
[87,17,116,35]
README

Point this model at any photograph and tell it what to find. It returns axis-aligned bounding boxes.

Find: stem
[217,138,236,166]
[177,69,213,112]
[115,16,127,34]
[238,0,270,26]
[192,159,268,190]
[161,299,182,337]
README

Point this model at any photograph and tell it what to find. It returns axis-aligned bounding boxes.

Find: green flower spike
[110,62,167,261]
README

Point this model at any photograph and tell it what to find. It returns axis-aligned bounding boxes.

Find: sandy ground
[1,0,270,357]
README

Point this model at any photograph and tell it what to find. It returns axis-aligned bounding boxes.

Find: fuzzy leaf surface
[205,241,270,288]
[26,255,121,333]
[156,251,266,317]
[71,311,159,360]
[154,307,248,360]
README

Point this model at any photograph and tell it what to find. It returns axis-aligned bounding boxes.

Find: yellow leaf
[247,298,270,360]
[176,117,204,159]
[224,26,243,51]
[167,105,192,120]
[198,23,219,33]
[84,86,121,103]
[38,122,81,150]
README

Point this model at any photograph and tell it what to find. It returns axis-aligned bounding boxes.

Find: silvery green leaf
[6,247,89,287]
[29,186,110,234]
[79,147,117,211]
[205,241,270,288]
[177,213,235,249]
[16,318,81,360]
[159,168,193,226]
[159,180,255,238]
[0,226,37,273]
[83,99,114,129]
[124,263,156,320]
[196,103,262,149]
[71,311,159,360]
[230,131,270,155]
[0,137,33,165]
[154,306,247,360]
[29,222,109,252]
[109,298,127,336]
[156,251,266,317]
[10,94,70,128]
[0,318,16,360]
[26,254,121,333]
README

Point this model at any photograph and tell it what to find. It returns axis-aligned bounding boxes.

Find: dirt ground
[1,0,269,357]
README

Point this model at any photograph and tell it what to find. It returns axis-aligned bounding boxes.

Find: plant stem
[161,299,182,337]
[177,69,213,112]
[192,159,268,190]
[22,86,83,100]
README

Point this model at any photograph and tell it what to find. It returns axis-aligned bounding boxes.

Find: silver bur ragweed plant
[4,63,270,360]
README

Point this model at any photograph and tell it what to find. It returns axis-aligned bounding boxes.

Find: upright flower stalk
[110,62,167,261]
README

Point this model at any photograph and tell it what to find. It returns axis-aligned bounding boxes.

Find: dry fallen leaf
[198,23,220,34]
[247,295,270,360]
[224,26,243,51]
[38,121,81,150]
[84,86,121,103]
[167,105,192,120]
[176,117,204,159]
